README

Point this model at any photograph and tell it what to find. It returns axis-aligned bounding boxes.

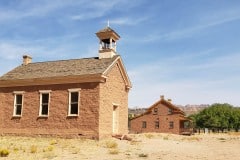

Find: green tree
[189,103,238,132]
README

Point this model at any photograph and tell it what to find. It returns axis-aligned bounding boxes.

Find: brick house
[130,96,192,135]
[0,27,131,139]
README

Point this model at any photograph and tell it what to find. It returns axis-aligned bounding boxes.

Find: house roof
[130,97,186,120]
[0,55,132,88]
[146,98,185,115]
[0,56,119,80]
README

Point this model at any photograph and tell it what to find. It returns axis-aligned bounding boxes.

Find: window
[155,121,159,129]
[168,108,173,114]
[13,91,24,116]
[68,89,81,116]
[169,121,174,129]
[39,90,51,117]
[142,121,147,128]
[184,121,190,128]
[153,107,158,115]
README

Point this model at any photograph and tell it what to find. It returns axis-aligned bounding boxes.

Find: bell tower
[96,26,120,59]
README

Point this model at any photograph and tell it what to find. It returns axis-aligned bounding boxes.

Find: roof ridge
[28,57,100,64]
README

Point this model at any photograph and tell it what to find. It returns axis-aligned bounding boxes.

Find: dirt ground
[0,132,240,160]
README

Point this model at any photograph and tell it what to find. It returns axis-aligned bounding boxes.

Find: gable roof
[130,97,186,120]
[0,55,132,88]
[146,98,185,115]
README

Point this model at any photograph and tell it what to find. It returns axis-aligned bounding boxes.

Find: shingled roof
[96,27,120,38]
[0,55,119,81]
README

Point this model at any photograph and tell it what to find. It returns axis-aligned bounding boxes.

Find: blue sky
[0,0,240,107]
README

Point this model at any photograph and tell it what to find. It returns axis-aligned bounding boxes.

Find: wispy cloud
[124,7,240,43]
[69,0,128,21]
[0,0,94,22]
[128,51,240,107]
[109,17,149,26]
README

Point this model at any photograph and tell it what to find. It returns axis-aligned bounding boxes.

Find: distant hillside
[177,104,209,116]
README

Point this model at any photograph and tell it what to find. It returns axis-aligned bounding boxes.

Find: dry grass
[182,136,201,141]
[144,133,154,139]
[227,132,240,136]
[105,140,118,148]
[108,148,119,154]
[0,133,240,160]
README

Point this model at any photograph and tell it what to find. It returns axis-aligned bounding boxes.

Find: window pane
[16,104,22,115]
[71,103,78,114]
[42,93,49,103]
[155,121,159,129]
[169,121,174,128]
[71,92,78,102]
[41,104,48,115]
[16,95,22,104]
[168,108,173,114]
[153,108,158,114]
[142,121,147,128]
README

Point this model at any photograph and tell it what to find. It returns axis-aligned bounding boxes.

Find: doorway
[112,105,119,134]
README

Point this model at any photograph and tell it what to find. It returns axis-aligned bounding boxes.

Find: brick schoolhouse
[130,96,192,135]
[0,27,131,139]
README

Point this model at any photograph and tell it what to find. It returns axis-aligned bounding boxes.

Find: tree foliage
[189,103,240,132]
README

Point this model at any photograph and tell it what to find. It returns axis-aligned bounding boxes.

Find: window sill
[12,115,22,118]
[38,115,49,118]
[67,114,79,117]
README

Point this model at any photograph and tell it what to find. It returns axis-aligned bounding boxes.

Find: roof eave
[0,74,106,87]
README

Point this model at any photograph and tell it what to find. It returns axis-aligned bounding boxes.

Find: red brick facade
[0,62,129,139]
[130,97,191,135]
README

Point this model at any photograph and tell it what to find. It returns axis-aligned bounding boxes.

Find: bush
[30,145,37,153]
[49,139,58,145]
[105,140,118,149]
[43,145,54,152]
[108,149,119,155]
[0,149,10,157]
[139,153,148,157]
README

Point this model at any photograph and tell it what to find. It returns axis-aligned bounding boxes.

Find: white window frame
[169,121,174,129]
[142,121,147,128]
[39,90,51,117]
[13,91,25,117]
[68,88,81,116]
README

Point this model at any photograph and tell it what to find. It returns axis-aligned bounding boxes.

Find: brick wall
[130,103,181,134]
[99,62,129,138]
[0,82,100,139]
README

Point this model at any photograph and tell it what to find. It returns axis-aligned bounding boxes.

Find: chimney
[167,99,172,103]
[23,55,32,65]
[160,95,164,100]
